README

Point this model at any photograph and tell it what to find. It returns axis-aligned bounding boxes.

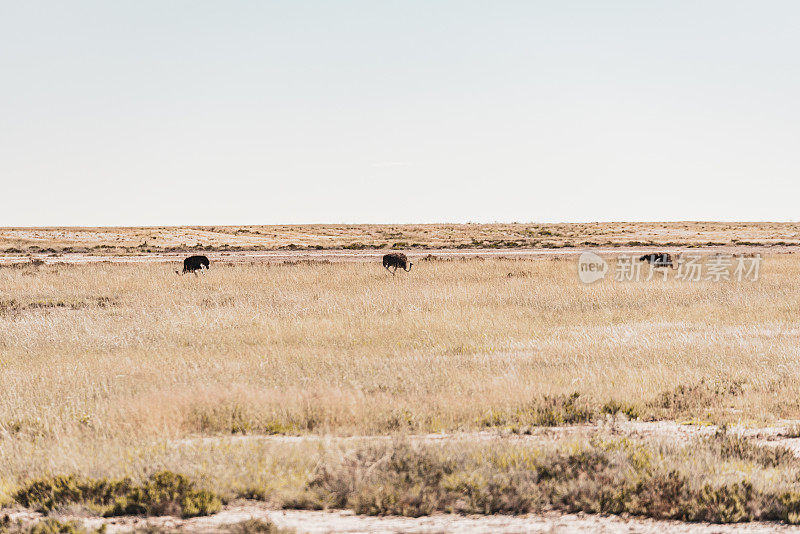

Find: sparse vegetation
[2,255,800,526]
[648,379,746,419]
[3,222,800,254]
[601,399,641,420]
[277,438,800,523]
[0,518,102,534]
[478,393,596,431]
[706,427,796,468]
[15,471,221,518]
[225,519,294,534]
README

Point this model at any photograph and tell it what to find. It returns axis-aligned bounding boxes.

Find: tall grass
[0,256,798,503]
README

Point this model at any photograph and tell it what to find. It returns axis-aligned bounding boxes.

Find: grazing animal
[383,252,413,275]
[639,253,674,268]
[177,255,210,275]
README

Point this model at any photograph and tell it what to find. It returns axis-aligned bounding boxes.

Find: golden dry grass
[0,255,799,502]
[4,221,800,253]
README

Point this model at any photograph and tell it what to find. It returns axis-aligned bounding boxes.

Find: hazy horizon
[3,2,800,226]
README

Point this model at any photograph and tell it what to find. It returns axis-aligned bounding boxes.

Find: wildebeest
[177,255,210,275]
[382,252,412,275]
[639,253,674,268]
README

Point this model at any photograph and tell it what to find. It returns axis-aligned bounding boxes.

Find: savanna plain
[5,244,800,532]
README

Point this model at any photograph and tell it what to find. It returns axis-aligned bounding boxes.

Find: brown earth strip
[0,245,795,265]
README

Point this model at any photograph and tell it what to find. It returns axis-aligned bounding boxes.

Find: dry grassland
[4,221,800,254]
[2,255,800,524]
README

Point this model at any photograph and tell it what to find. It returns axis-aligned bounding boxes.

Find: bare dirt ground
[3,222,800,255]
[3,221,798,265]
[9,505,800,533]
[0,245,795,265]
[170,419,800,453]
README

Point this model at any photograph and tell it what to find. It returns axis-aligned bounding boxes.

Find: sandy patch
[0,246,791,265]
[171,420,800,452]
[8,504,800,533]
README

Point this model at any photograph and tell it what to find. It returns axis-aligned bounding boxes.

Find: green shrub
[0,517,102,534]
[15,471,220,518]
[779,492,800,524]
[14,475,132,512]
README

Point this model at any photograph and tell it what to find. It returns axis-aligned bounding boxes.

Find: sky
[1,1,799,226]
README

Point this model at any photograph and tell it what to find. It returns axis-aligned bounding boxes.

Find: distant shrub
[707,427,796,468]
[648,379,745,418]
[524,393,594,426]
[225,518,294,533]
[478,393,595,431]
[601,399,640,420]
[187,403,315,435]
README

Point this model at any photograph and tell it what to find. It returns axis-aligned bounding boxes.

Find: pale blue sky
[2,2,799,225]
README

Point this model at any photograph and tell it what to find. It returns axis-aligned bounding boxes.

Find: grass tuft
[0,517,103,534]
[225,518,294,533]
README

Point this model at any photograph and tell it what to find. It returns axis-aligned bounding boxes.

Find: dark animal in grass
[177,255,210,275]
[639,253,674,268]
[383,253,413,275]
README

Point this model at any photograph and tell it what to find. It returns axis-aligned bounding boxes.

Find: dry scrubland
[3,256,800,526]
[4,221,800,254]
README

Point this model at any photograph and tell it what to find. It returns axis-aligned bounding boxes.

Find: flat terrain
[0,245,791,267]
[3,222,800,256]
[3,250,800,531]
[12,501,800,533]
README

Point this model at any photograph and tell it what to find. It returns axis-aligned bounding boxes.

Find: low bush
[14,471,220,518]
[478,393,596,431]
[225,518,295,533]
[285,439,800,523]
[0,517,101,534]
[707,427,797,468]
[648,379,745,419]
[601,400,640,420]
